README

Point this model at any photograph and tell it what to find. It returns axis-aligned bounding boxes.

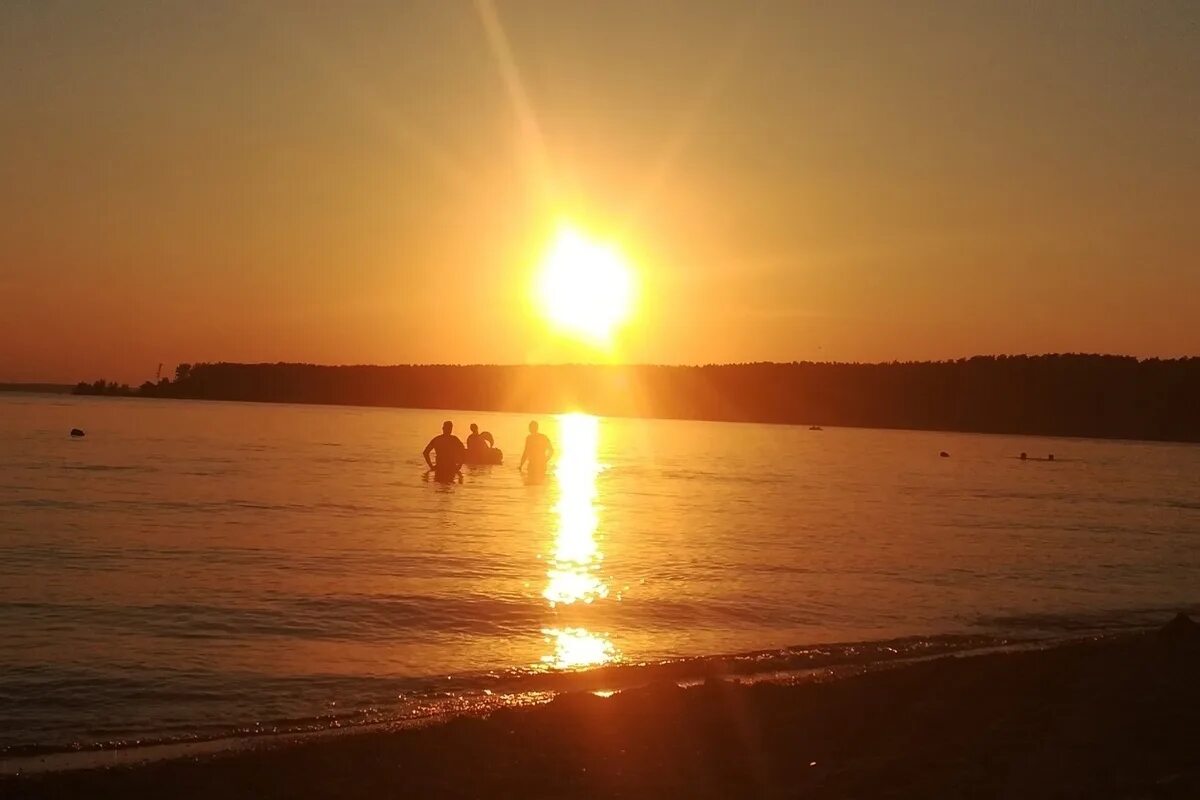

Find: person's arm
[422,438,435,470]
[519,438,528,471]
[545,438,554,463]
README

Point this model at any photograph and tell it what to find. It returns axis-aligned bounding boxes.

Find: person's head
[470,423,479,434]
[442,420,453,435]
[528,420,539,433]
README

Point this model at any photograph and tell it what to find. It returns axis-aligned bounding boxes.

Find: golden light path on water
[541,413,617,670]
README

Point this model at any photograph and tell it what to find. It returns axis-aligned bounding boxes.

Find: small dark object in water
[939,451,949,458]
[1047,453,1055,461]
[809,425,822,431]
[1019,452,1027,460]
[70,428,85,438]
[463,448,503,466]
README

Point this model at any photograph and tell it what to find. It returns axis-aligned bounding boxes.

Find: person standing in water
[518,420,554,477]
[423,421,465,481]
[466,423,485,456]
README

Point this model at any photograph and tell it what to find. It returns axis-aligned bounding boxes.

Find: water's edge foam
[0,628,1133,776]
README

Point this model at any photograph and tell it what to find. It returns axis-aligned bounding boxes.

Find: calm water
[1,393,1198,755]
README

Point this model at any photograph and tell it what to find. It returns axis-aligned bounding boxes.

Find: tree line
[74,354,1200,442]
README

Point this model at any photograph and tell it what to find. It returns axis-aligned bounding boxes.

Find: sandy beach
[5,617,1199,800]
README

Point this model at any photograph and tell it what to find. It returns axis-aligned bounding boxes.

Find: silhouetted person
[466,423,485,456]
[463,423,504,465]
[519,420,554,477]
[423,421,465,482]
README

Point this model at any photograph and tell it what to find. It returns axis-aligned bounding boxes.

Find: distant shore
[61,354,1200,443]
[6,619,1199,799]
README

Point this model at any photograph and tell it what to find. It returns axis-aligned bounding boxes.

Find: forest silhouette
[73,354,1200,443]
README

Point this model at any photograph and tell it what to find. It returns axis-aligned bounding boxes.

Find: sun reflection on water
[540,627,616,670]
[540,413,617,669]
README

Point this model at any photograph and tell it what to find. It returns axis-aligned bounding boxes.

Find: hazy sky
[2,1,1197,382]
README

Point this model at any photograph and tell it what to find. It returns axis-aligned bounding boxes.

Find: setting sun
[535,226,635,344]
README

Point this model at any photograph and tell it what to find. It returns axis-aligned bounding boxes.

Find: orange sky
[2,1,1198,383]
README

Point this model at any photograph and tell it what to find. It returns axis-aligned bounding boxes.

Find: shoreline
[0,631,1028,772]
[61,356,1200,444]
[6,620,1199,799]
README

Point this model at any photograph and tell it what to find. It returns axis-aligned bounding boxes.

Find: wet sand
[5,620,1200,799]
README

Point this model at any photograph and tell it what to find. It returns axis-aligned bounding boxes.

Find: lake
[1,393,1198,756]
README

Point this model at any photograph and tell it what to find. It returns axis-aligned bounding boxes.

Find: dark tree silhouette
[72,380,135,397]
[74,354,1200,443]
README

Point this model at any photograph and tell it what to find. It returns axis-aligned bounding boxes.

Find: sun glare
[535,226,634,344]
[540,627,616,670]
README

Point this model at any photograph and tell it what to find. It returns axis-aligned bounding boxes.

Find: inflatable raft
[464,448,503,466]
[463,431,502,465]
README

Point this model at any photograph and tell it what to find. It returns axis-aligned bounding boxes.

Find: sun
[535,226,635,344]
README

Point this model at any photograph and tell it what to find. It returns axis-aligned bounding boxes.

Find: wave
[973,603,1200,634]
[0,631,1031,764]
[60,464,150,473]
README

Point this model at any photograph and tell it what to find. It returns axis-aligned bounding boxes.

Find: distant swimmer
[519,420,554,477]
[1048,453,1055,461]
[423,420,465,482]
[1020,452,1027,460]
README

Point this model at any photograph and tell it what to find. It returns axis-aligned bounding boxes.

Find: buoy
[70,428,85,438]
[939,451,949,458]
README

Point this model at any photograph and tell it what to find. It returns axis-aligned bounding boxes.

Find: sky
[2,0,1197,383]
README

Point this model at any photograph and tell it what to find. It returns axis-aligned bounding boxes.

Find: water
[1,393,1198,756]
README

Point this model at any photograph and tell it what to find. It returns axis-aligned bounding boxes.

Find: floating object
[464,430,502,465]
[1019,452,1027,460]
[809,425,823,431]
[1048,454,1055,461]
[939,451,949,458]
[463,448,503,466]
[69,428,85,438]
